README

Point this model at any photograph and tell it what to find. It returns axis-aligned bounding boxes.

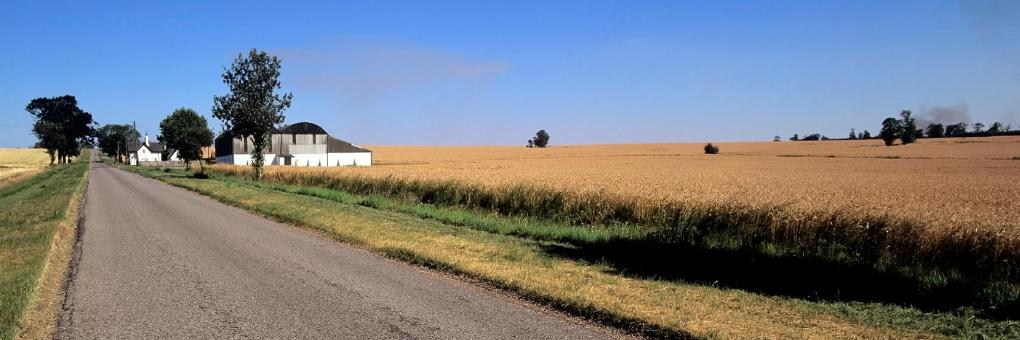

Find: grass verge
[0,153,88,340]
[124,166,1020,338]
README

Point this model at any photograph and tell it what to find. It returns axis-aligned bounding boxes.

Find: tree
[773,135,782,142]
[96,124,140,159]
[160,108,214,173]
[988,122,1003,134]
[704,143,719,154]
[945,122,968,136]
[32,121,65,164]
[849,128,857,140]
[899,110,917,145]
[531,129,550,148]
[526,139,534,148]
[790,134,799,141]
[880,117,901,146]
[925,123,945,138]
[862,130,872,139]
[25,95,95,164]
[973,122,985,133]
[802,133,822,141]
[212,49,293,179]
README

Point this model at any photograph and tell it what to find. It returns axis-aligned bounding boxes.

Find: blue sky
[2,0,1018,146]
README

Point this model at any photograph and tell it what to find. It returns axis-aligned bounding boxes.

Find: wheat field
[0,148,50,184]
[329,136,1019,234]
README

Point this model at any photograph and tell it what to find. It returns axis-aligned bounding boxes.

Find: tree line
[25,95,95,164]
[788,110,1016,145]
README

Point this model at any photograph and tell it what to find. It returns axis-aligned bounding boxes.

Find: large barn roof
[279,122,327,135]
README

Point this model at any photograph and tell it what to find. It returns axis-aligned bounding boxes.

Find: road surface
[57,159,619,339]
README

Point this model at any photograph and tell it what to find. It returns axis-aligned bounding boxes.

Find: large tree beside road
[212,49,292,179]
[159,108,214,172]
[25,95,95,164]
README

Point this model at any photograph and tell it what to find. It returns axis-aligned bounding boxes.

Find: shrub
[704,143,719,154]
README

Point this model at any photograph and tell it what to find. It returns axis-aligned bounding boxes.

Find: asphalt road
[57,159,619,339]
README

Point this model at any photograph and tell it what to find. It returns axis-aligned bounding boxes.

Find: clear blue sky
[2,0,1018,146]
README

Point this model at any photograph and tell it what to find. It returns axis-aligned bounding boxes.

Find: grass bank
[207,165,1019,316]
[0,153,88,340]
[126,166,1019,338]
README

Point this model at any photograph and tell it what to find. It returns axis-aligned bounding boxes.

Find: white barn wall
[327,153,371,166]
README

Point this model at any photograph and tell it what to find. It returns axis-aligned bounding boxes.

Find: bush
[704,143,719,154]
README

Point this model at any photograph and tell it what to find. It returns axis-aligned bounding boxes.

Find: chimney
[144,133,149,146]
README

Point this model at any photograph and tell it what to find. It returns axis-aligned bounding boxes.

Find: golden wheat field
[0,148,49,184]
[246,136,1020,235]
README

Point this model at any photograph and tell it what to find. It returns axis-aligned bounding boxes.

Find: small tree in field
[160,108,214,173]
[704,143,719,154]
[532,129,550,148]
[899,110,917,144]
[212,49,292,179]
[880,117,901,146]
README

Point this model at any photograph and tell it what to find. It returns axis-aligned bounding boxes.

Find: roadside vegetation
[124,165,1020,338]
[0,152,88,340]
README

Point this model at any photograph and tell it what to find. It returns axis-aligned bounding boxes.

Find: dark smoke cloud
[916,103,972,127]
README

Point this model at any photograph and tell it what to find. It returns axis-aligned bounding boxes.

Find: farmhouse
[214,122,372,166]
[126,134,179,165]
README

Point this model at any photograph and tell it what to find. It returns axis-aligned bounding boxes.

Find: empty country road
[57,159,621,339]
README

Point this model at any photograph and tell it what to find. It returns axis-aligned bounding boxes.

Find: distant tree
[802,133,822,141]
[790,134,799,141]
[96,124,140,159]
[159,108,214,173]
[973,122,985,134]
[532,129,550,148]
[849,129,857,140]
[945,122,968,136]
[925,123,945,138]
[861,130,872,139]
[899,110,917,145]
[880,117,901,146]
[704,143,719,154]
[526,139,534,148]
[821,135,831,140]
[212,49,293,180]
[773,135,782,142]
[988,122,1003,134]
[25,95,95,164]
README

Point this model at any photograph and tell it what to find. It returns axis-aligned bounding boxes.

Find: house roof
[279,122,327,135]
[125,140,166,153]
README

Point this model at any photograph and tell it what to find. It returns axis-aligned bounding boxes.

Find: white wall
[327,152,372,166]
[216,152,371,167]
[215,154,277,165]
[134,147,161,163]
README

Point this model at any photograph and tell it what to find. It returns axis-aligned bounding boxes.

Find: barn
[214,122,372,166]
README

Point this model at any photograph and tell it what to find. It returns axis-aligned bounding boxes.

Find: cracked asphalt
[56,159,621,339]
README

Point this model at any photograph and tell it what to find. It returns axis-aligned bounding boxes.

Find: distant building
[126,134,179,165]
[214,122,371,166]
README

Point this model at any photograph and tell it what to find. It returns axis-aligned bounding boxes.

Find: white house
[214,122,371,166]
[126,135,180,165]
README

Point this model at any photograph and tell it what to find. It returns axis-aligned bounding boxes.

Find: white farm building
[214,122,371,167]
[126,135,180,165]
